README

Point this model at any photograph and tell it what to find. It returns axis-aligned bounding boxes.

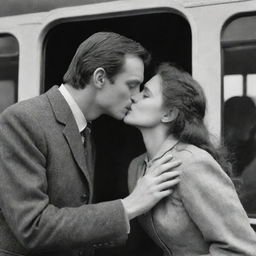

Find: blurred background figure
[224,96,256,215]
[224,96,256,176]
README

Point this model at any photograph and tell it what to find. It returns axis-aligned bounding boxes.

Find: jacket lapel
[46,86,93,194]
[63,117,93,193]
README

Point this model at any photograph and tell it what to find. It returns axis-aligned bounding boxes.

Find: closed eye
[142,86,151,98]
[127,81,141,89]
[143,92,150,98]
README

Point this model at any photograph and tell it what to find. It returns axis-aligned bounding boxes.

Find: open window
[222,14,256,218]
[43,10,191,255]
[0,34,19,113]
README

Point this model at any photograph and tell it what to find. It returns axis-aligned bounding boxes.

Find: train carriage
[0,0,256,255]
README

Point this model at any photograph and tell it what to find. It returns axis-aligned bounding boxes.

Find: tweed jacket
[0,86,128,256]
[128,137,256,256]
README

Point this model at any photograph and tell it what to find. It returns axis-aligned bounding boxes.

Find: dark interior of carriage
[43,11,191,256]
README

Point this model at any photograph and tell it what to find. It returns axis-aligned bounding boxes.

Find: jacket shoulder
[174,143,219,170]
[1,93,49,121]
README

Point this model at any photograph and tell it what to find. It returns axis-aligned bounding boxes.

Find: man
[0,32,180,256]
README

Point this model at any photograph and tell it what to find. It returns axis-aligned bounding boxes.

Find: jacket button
[80,193,88,203]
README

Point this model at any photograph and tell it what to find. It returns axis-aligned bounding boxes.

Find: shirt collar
[144,136,179,166]
[59,84,88,132]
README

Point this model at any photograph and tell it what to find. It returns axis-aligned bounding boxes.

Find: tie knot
[87,121,92,131]
[81,122,92,136]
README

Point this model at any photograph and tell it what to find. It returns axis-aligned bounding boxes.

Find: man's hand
[122,154,181,220]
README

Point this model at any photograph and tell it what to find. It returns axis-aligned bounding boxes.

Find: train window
[0,34,18,113]
[43,11,191,199]
[222,14,256,217]
[43,11,191,256]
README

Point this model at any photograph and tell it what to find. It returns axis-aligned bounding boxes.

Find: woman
[124,63,256,256]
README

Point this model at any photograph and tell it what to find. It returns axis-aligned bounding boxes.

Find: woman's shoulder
[174,143,217,167]
[174,143,233,190]
[173,143,229,182]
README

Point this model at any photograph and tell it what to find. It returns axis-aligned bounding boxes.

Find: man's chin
[112,113,125,121]
[123,114,132,124]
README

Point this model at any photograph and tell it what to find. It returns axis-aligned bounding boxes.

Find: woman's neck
[140,126,169,160]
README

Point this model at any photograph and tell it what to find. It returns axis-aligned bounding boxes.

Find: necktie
[81,123,92,155]
[81,122,95,180]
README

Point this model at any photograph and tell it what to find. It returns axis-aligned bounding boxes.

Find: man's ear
[161,107,179,123]
[92,68,106,89]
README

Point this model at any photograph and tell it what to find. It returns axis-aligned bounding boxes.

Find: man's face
[97,55,144,120]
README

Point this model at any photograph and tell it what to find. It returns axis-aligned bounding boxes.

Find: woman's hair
[63,32,151,89]
[156,63,232,177]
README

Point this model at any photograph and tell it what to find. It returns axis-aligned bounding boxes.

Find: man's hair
[63,32,151,89]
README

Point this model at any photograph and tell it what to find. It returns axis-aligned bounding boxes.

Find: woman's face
[124,74,166,128]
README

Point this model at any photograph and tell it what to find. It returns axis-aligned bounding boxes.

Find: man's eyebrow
[127,80,142,86]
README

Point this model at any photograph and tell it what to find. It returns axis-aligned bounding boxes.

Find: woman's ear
[161,108,179,123]
[92,67,106,89]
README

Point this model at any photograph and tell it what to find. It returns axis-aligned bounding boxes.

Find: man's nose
[131,94,139,103]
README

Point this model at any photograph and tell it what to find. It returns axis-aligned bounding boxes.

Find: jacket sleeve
[0,106,128,252]
[179,155,256,256]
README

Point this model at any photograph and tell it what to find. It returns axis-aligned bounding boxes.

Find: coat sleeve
[0,106,128,252]
[179,155,256,256]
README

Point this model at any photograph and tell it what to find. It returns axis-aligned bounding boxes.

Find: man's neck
[64,83,100,120]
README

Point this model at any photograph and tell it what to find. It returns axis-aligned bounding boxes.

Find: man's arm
[0,107,128,251]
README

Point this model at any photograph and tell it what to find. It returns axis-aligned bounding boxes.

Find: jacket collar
[46,85,72,125]
[144,136,179,166]
[58,84,87,133]
[46,86,93,195]
[136,136,179,178]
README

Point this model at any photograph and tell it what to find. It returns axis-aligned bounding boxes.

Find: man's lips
[126,105,132,112]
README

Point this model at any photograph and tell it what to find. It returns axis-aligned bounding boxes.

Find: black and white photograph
[0,1,256,255]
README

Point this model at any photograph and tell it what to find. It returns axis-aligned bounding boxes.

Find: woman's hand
[122,154,181,220]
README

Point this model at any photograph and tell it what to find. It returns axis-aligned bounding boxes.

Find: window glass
[247,74,256,99]
[222,14,256,217]
[223,74,243,101]
[0,35,19,113]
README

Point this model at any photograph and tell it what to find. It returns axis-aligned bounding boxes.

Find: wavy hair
[156,63,233,177]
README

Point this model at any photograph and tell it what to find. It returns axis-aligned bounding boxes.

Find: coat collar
[46,86,93,194]
[144,136,179,165]
[46,85,72,125]
[136,136,179,179]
